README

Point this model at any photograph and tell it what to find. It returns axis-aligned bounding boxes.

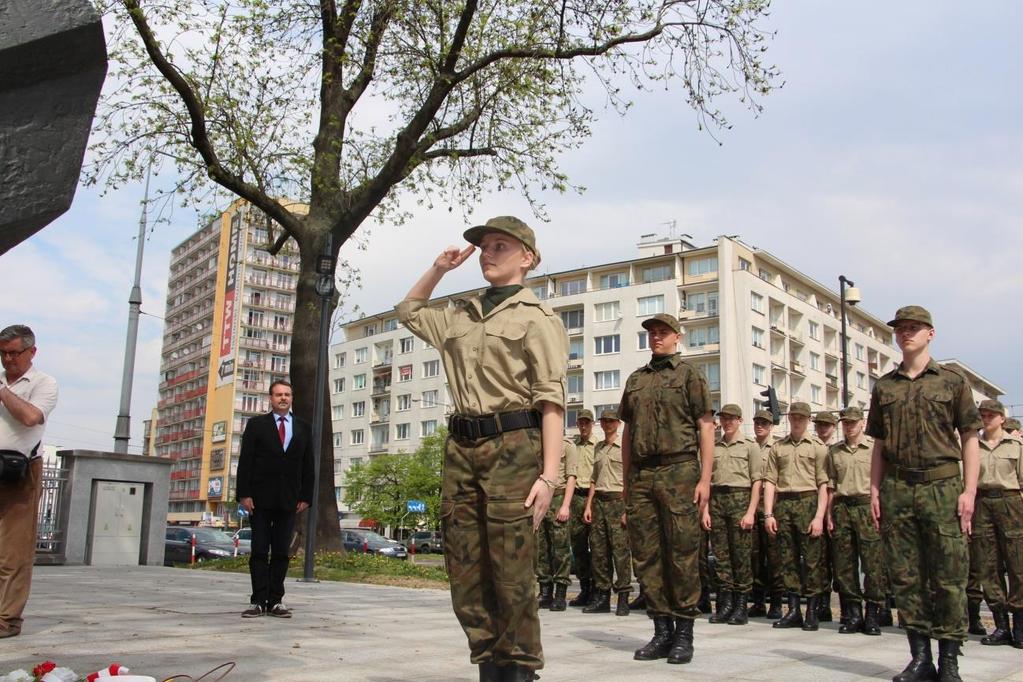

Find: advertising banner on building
[217,214,242,387]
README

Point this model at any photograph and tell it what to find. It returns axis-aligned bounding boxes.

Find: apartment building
[155,200,301,526]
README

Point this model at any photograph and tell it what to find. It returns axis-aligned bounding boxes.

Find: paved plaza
[2,566,1022,681]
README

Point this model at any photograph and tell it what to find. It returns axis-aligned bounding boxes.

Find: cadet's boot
[893,630,937,682]
[568,578,591,607]
[709,590,735,623]
[697,586,713,614]
[498,664,539,682]
[802,596,820,631]
[1011,610,1023,649]
[666,617,695,664]
[879,604,895,628]
[634,616,675,660]
[479,661,501,682]
[773,593,804,629]
[550,584,567,612]
[728,592,749,625]
[863,601,882,636]
[766,591,784,620]
[582,589,611,613]
[629,588,647,611]
[980,606,1012,646]
[537,583,553,609]
[840,600,864,634]
[936,640,962,682]
[748,588,767,618]
[615,592,630,617]
[967,597,986,636]
[817,590,834,623]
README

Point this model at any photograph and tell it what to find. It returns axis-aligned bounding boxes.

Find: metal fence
[35,464,68,564]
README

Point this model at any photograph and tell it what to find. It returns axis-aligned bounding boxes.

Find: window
[686,291,718,316]
[354,347,368,364]
[594,335,621,355]
[810,352,821,371]
[593,404,618,420]
[641,264,673,283]
[738,257,752,271]
[687,326,720,348]
[423,360,440,378]
[752,327,765,349]
[352,401,365,417]
[811,385,823,405]
[599,272,629,289]
[333,378,345,393]
[350,429,365,445]
[270,355,287,372]
[808,321,821,341]
[421,389,439,407]
[856,372,866,389]
[753,363,766,385]
[364,324,376,336]
[531,285,548,300]
[758,268,771,282]
[688,256,718,276]
[637,331,649,350]
[568,338,584,360]
[421,420,438,437]
[383,318,398,332]
[353,374,366,390]
[567,374,584,395]
[560,278,586,296]
[334,352,346,368]
[565,409,579,429]
[751,292,764,314]
[396,394,412,411]
[332,405,344,420]
[701,363,721,391]
[398,364,413,382]
[636,295,665,316]
[855,343,865,361]
[399,337,414,353]
[594,301,621,322]
[349,457,362,468]
[333,432,343,447]
[594,370,621,391]
[395,423,410,440]
[560,309,584,330]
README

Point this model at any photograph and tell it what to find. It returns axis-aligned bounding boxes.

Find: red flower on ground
[32,661,57,677]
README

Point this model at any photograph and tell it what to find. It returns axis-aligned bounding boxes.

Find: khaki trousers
[0,457,42,631]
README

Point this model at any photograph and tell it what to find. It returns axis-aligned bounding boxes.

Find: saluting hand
[434,244,476,272]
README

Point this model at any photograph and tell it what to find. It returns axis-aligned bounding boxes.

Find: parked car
[164,526,241,565]
[407,530,443,554]
[341,529,408,559]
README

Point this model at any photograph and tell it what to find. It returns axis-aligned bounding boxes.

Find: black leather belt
[595,490,623,500]
[891,461,960,485]
[835,495,871,506]
[712,486,749,494]
[448,409,540,442]
[633,453,697,469]
[776,490,817,500]
[977,488,1020,498]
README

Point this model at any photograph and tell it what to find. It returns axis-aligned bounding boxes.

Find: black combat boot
[980,606,1012,645]
[549,584,567,612]
[1012,609,1023,649]
[634,616,675,660]
[615,592,630,616]
[881,594,896,627]
[936,640,962,682]
[863,601,882,636]
[697,586,712,614]
[766,591,784,620]
[666,617,695,664]
[498,664,539,682]
[802,595,820,631]
[728,592,749,625]
[582,589,611,613]
[709,589,734,623]
[773,593,803,629]
[893,630,937,682]
[568,577,591,607]
[479,661,501,682]
[839,600,864,634]
[967,597,986,636]
[748,588,767,618]
[818,590,833,623]
[629,587,647,611]
[537,583,553,609]
[839,593,850,626]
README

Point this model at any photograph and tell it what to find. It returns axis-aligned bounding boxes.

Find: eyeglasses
[0,346,33,360]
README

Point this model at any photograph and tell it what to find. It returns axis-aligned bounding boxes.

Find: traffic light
[760,386,781,425]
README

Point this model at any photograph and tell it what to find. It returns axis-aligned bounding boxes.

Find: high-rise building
[155,200,301,525]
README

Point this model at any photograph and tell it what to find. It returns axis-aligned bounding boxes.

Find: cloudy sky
[7,1,1021,454]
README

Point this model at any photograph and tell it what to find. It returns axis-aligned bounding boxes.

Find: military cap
[813,411,837,425]
[577,409,594,422]
[599,408,620,421]
[978,399,1005,416]
[1006,417,1021,431]
[753,409,774,422]
[717,404,743,419]
[788,402,812,417]
[641,313,681,334]
[840,405,864,421]
[887,305,933,328]
[463,216,541,267]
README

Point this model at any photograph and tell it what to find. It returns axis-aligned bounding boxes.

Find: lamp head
[844,286,862,306]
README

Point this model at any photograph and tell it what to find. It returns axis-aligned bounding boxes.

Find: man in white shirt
[0,324,58,639]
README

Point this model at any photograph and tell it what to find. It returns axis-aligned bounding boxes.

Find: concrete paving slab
[2,567,1022,681]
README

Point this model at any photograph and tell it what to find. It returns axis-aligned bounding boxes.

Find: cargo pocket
[934,521,967,583]
[487,499,534,585]
[667,497,700,556]
[1003,526,1023,569]
[439,500,462,580]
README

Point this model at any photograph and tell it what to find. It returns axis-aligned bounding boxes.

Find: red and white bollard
[234,535,240,557]
[190,533,197,565]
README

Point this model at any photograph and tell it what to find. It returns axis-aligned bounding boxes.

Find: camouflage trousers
[709,488,754,593]
[881,475,967,642]
[973,491,1023,610]
[699,530,715,593]
[590,493,632,593]
[535,493,572,586]
[627,458,701,618]
[831,498,887,603]
[967,533,984,601]
[569,491,592,583]
[752,511,783,593]
[441,428,543,670]
[774,493,827,597]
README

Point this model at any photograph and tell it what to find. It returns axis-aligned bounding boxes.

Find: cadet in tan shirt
[535,438,578,611]
[750,409,782,619]
[763,401,829,631]
[813,410,838,625]
[569,410,598,608]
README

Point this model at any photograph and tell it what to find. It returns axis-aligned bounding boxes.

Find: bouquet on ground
[1,663,139,682]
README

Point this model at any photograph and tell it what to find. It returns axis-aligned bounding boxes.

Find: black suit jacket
[235,412,315,511]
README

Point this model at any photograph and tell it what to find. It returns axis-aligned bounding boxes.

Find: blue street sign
[407,500,426,513]
[237,507,249,517]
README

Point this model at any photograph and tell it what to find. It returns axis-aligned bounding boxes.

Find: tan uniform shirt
[592,439,624,493]
[763,433,828,493]
[395,290,568,415]
[711,436,763,488]
[978,433,1023,491]
[573,434,597,491]
[555,438,579,491]
[826,436,875,498]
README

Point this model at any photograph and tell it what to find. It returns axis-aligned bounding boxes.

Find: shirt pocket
[924,386,953,425]
[483,322,526,370]
[995,446,1021,484]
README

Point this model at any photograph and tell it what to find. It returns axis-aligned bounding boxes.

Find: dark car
[408,530,443,554]
[164,526,241,565]
[342,529,408,559]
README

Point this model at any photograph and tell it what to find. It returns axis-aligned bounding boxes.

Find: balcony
[371,382,392,397]
[567,358,583,369]
[567,393,583,404]
[826,374,838,388]
[790,361,805,376]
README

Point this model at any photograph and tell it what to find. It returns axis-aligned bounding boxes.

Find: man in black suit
[236,380,314,618]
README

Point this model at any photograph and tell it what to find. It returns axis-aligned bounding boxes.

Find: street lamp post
[301,234,335,582]
[838,275,861,409]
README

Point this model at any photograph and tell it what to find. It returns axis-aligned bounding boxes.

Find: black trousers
[249,507,295,607]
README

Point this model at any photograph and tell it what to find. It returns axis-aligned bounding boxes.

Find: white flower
[40,669,79,682]
[0,670,34,682]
